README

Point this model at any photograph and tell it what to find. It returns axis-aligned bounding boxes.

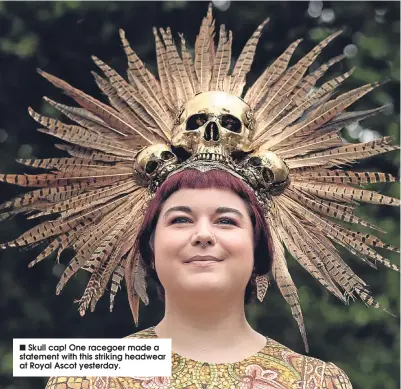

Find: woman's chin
[178,275,230,294]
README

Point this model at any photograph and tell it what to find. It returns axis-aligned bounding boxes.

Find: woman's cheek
[221,232,252,251]
[155,233,186,270]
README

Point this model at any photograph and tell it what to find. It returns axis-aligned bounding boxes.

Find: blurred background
[0,1,399,389]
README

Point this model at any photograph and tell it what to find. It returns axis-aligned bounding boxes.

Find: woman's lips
[185,255,222,263]
[186,260,222,267]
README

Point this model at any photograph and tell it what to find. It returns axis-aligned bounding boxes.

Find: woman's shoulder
[46,377,129,389]
[45,376,92,389]
[265,337,353,388]
[45,327,155,389]
[321,361,353,388]
[124,326,158,339]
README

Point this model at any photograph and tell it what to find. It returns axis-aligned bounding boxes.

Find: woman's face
[153,188,255,301]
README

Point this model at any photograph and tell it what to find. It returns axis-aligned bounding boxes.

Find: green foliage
[0,2,399,389]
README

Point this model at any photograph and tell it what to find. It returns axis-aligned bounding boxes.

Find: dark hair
[133,169,273,304]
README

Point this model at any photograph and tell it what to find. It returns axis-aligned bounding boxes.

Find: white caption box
[13,338,172,377]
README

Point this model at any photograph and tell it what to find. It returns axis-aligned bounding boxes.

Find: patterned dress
[46,326,352,389]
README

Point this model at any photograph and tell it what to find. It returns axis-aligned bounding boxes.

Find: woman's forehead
[162,188,248,211]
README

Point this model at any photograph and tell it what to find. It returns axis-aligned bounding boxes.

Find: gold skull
[172,91,254,158]
[246,149,290,195]
[135,144,178,179]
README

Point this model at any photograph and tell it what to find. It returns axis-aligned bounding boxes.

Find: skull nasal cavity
[204,122,220,142]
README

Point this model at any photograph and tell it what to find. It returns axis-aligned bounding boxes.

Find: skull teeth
[194,153,226,161]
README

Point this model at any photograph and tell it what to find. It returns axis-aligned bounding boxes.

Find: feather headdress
[0,4,399,351]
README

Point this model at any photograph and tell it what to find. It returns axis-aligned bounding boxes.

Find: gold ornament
[172,91,254,156]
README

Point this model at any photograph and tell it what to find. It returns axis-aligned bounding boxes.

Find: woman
[1,4,398,389]
[46,168,353,388]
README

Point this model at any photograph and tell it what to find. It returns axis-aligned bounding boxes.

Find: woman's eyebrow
[163,206,191,218]
[215,207,244,219]
[163,206,244,219]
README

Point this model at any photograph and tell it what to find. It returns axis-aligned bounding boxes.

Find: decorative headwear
[0,4,399,351]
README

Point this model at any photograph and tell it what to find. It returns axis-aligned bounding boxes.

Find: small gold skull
[134,144,178,179]
[172,91,254,158]
[246,149,290,195]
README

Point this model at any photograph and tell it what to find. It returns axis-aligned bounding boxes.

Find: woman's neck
[154,293,266,363]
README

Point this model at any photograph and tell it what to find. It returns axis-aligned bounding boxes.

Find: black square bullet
[20,345,26,351]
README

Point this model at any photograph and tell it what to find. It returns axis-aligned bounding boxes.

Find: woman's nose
[190,223,216,247]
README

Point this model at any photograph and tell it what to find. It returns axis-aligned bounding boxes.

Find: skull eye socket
[221,114,242,133]
[249,156,262,167]
[262,168,274,183]
[186,114,208,131]
[145,160,159,174]
[160,151,174,161]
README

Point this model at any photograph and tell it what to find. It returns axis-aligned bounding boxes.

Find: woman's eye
[218,218,237,225]
[171,217,190,224]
